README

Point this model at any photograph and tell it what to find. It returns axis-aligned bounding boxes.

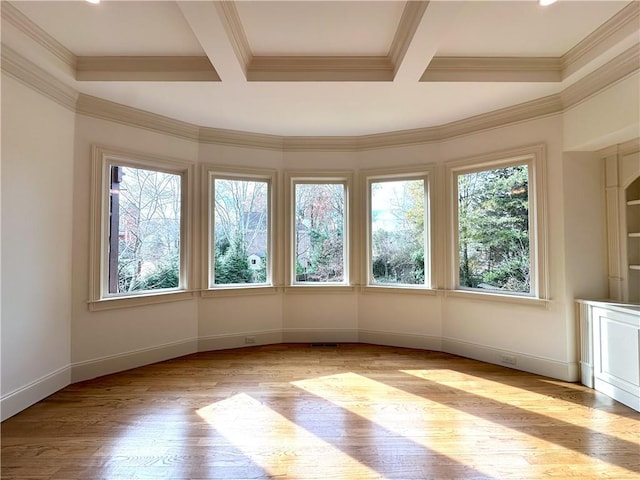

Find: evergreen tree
[215,239,252,284]
[458,165,530,292]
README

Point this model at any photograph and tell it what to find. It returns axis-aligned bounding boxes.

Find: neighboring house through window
[206,167,275,290]
[287,172,352,287]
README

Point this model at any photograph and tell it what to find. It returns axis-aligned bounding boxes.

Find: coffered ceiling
[3,1,639,136]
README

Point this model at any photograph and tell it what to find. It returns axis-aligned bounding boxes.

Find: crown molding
[215,0,252,72]
[618,137,640,156]
[561,44,640,109]
[596,137,640,158]
[1,2,76,69]
[283,136,360,152]
[3,40,636,151]
[430,94,563,143]
[355,95,563,151]
[1,44,77,112]
[282,95,563,152]
[199,126,283,150]
[76,94,200,142]
[562,1,640,78]
[247,56,394,82]
[75,56,220,81]
[388,1,430,74]
[421,56,562,82]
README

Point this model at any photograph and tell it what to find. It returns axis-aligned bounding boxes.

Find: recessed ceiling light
[540,0,557,6]
[86,0,100,4]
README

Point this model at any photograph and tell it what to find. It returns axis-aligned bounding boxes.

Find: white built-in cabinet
[604,140,640,303]
[577,300,640,412]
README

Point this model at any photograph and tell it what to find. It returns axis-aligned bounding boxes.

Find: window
[108,165,181,293]
[287,173,351,286]
[90,146,193,309]
[450,146,547,300]
[209,174,272,288]
[367,175,429,287]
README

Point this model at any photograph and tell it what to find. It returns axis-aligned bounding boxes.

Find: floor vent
[310,343,339,347]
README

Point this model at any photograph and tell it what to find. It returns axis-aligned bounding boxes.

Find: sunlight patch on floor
[292,372,536,478]
[402,369,640,445]
[196,392,380,478]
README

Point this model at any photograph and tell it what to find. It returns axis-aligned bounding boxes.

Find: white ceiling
[237,1,405,56]
[7,0,638,137]
[436,1,631,56]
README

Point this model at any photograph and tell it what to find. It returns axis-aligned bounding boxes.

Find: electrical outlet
[499,354,517,365]
[245,336,256,344]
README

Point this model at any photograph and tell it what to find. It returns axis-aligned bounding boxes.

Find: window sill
[88,290,195,311]
[361,285,438,296]
[285,285,356,294]
[445,289,549,307]
[201,286,279,298]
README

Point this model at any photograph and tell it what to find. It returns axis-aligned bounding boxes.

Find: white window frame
[363,167,435,294]
[285,171,354,291]
[446,144,548,305]
[202,165,277,297]
[89,145,194,311]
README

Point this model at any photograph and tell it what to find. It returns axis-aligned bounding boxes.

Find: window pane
[295,183,345,283]
[371,179,425,285]
[457,165,530,293]
[109,165,181,294]
[213,178,268,285]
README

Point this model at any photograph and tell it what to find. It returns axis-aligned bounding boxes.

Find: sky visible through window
[371,179,425,285]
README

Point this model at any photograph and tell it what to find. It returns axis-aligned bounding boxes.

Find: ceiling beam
[393,1,466,82]
[177,1,247,82]
[388,1,429,76]
[421,57,562,82]
[76,56,219,81]
[247,56,393,82]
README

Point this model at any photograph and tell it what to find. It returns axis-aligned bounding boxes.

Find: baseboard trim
[5,333,583,421]
[198,330,283,352]
[1,365,70,421]
[281,328,359,343]
[442,337,579,382]
[358,329,442,351]
[594,378,640,412]
[71,338,198,383]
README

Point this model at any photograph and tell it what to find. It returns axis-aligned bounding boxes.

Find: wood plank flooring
[2,344,639,479]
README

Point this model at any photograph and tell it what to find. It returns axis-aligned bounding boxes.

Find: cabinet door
[592,306,640,411]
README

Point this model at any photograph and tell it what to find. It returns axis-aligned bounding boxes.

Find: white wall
[70,115,200,382]
[564,72,640,152]
[1,75,75,420]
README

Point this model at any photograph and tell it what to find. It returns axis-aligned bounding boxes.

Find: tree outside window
[108,165,181,294]
[370,179,426,285]
[212,178,269,286]
[294,183,346,283]
[456,164,530,294]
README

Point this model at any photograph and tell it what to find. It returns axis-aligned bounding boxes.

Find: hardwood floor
[2,344,639,479]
